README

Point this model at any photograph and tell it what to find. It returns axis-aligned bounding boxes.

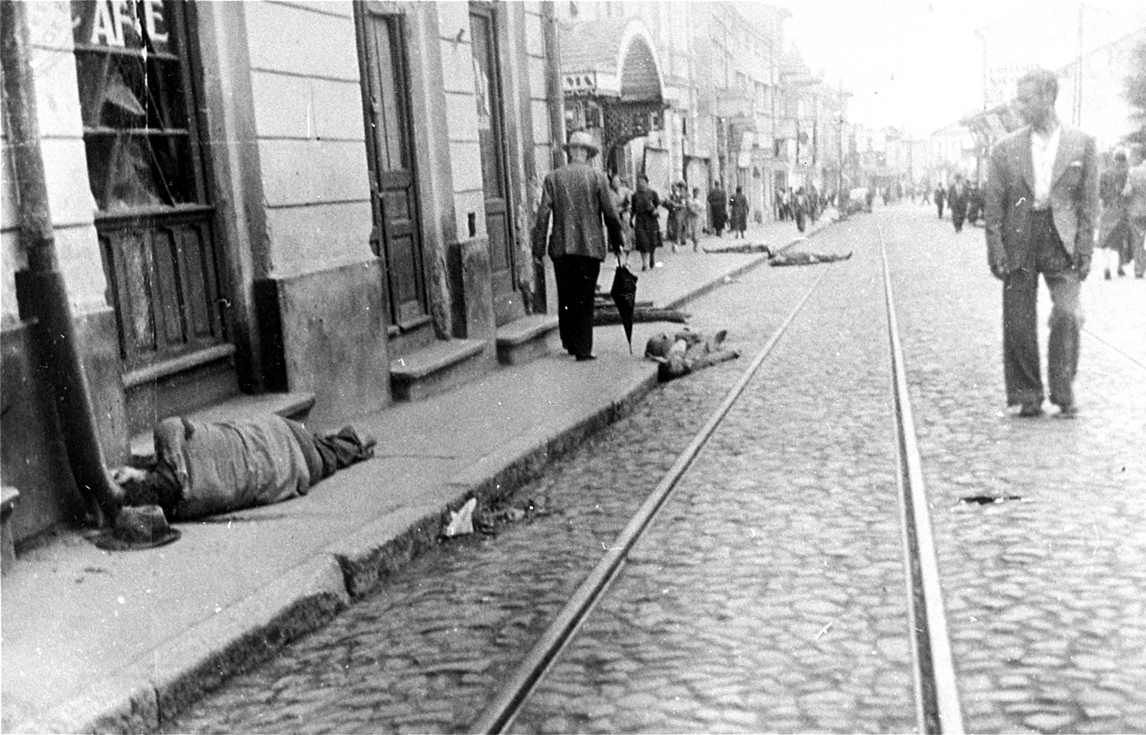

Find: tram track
[472,224,966,734]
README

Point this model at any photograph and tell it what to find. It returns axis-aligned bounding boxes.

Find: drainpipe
[2,1,123,526]
[543,1,566,170]
[536,1,565,313]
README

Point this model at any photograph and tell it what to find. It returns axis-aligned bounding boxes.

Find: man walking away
[532,131,624,361]
[1097,148,1131,279]
[985,69,1098,418]
[1121,144,1146,279]
[708,181,728,236]
[935,183,946,219]
[949,174,968,233]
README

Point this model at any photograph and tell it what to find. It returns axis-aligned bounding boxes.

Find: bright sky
[767,0,1146,137]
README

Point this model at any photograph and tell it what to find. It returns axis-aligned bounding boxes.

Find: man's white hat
[564,130,599,157]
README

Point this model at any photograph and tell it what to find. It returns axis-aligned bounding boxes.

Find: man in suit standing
[532,131,624,361]
[985,69,1099,418]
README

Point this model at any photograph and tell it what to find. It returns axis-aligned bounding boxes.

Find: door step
[128,392,316,464]
[389,339,490,401]
[495,315,559,365]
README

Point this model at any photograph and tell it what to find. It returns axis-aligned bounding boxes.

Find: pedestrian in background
[1097,148,1131,279]
[531,130,624,362]
[708,180,728,236]
[794,186,808,232]
[985,68,1098,418]
[1120,144,1146,279]
[935,183,946,219]
[730,185,749,238]
[667,181,688,252]
[632,174,662,271]
[609,172,633,266]
[685,187,704,251]
[948,174,968,233]
[966,181,984,226]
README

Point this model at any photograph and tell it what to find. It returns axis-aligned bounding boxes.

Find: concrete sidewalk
[1,213,833,734]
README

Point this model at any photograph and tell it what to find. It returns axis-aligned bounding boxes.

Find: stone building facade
[552,1,848,225]
[1,0,564,547]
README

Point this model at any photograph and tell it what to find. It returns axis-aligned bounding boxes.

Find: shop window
[71,0,202,213]
[69,0,226,370]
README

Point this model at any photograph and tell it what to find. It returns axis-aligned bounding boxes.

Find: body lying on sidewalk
[112,416,375,521]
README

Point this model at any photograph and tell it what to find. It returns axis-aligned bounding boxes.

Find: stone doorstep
[128,392,317,463]
[389,338,489,402]
[495,315,559,365]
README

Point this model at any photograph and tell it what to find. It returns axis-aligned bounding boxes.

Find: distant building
[553,1,850,223]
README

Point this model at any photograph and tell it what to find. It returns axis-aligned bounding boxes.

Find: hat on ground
[564,130,599,157]
[94,505,181,551]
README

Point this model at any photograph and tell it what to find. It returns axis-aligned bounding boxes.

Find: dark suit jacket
[532,162,623,261]
[985,125,1099,273]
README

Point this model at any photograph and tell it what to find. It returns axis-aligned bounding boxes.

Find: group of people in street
[605,177,757,272]
[608,175,707,271]
[932,176,985,233]
[706,181,751,240]
[775,185,827,233]
[531,132,761,362]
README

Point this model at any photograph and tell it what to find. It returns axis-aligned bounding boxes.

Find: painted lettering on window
[71,0,170,53]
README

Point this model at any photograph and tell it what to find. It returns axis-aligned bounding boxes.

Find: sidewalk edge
[22,366,660,733]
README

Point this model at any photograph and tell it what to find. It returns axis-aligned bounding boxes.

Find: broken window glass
[71,0,198,212]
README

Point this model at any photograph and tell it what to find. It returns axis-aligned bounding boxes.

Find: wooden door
[360,10,429,334]
[469,4,521,324]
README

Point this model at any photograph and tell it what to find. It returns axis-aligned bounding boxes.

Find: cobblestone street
[512,212,915,733]
[163,225,831,734]
[165,204,1145,734]
[885,205,1146,734]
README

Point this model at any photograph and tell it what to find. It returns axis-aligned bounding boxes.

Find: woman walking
[631,175,662,271]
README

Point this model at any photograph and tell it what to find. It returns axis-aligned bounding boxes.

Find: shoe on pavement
[1056,403,1079,418]
[575,353,597,362]
[1017,402,1044,418]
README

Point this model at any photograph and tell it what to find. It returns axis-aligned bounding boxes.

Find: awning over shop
[560,19,664,103]
[961,103,1024,144]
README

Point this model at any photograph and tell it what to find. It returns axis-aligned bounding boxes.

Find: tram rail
[471,231,966,734]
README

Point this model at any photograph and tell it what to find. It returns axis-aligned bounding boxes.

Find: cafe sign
[71,0,171,54]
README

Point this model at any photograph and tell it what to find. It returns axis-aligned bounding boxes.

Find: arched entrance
[560,19,666,184]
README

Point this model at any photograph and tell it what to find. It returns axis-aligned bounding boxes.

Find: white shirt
[1030,124,1062,209]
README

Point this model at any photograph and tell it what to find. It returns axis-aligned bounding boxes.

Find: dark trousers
[1003,211,1083,408]
[553,255,601,358]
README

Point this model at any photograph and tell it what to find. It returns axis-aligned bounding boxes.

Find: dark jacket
[985,125,1098,273]
[532,162,624,260]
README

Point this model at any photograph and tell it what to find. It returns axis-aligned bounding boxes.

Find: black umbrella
[609,261,639,353]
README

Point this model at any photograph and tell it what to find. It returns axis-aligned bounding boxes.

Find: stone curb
[16,373,661,735]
